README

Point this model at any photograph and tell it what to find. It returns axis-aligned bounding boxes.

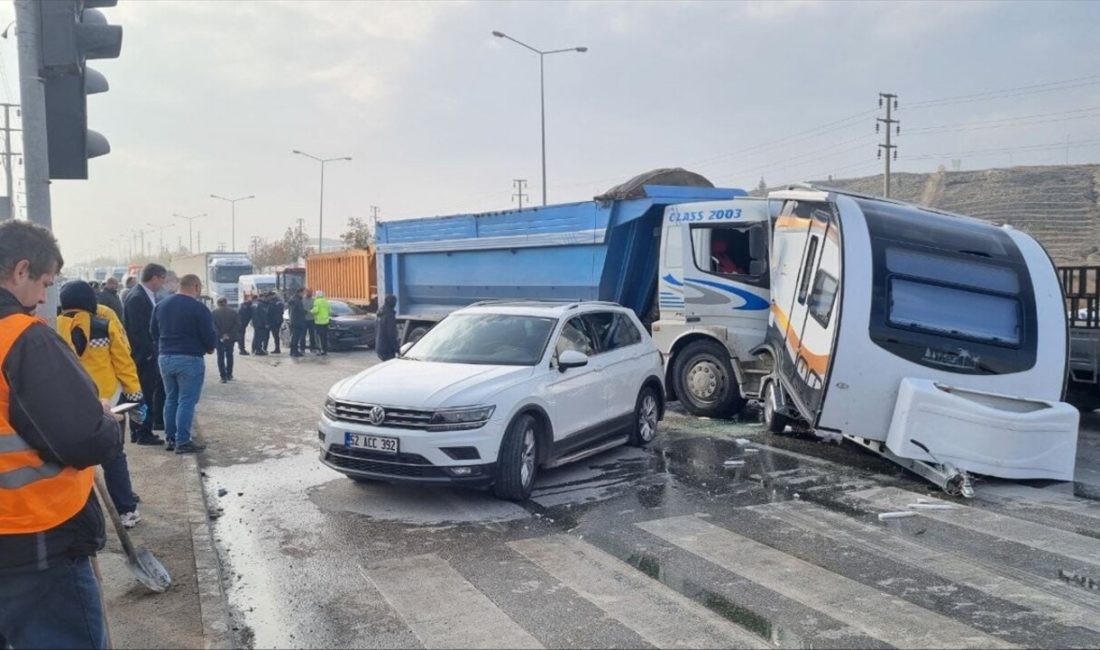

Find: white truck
[172,252,254,308]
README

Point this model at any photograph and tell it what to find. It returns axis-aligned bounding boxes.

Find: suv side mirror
[399,342,414,357]
[558,349,589,372]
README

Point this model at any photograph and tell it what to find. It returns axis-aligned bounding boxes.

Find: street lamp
[292,150,352,252]
[146,221,175,255]
[491,30,587,206]
[210,194,255,252]
[173,212,207,253]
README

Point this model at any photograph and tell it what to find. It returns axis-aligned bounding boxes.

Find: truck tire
[672,340,744,418]
[629,386,660,446]
[407,325,430,345]
[762,380,790,434]
[493,414,539,501]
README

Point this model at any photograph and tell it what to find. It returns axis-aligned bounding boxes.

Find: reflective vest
[0,313,95,535]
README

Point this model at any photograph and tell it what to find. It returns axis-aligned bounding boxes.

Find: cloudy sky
[1,0,1098,265]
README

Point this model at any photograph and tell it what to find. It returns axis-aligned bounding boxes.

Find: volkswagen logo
[367,405,386,426]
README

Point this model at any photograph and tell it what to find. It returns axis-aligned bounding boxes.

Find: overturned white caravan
[758,186,1078,496]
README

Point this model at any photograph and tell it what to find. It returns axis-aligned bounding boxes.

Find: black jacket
[0,288,122,572]
[288,296,306,326]
[238,300,253,328]
[123,285,157,363]
[252,300,270,330]
[96,287,124,322]
[375,304,399,361]
[266,298,284,329]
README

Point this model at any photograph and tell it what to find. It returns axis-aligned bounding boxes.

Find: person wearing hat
[56,280,147,528]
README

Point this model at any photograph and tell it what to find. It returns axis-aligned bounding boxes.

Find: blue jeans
[102,447,137,515]
[0,556,107,649]
[216,339,235,379]
[159,354,206,446]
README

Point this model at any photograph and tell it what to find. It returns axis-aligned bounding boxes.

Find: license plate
[345,432,399,454]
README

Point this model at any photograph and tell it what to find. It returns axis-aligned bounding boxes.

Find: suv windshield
[406,313,556,366]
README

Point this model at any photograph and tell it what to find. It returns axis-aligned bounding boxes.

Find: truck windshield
[214,267,253,284]
[405,314,556,366]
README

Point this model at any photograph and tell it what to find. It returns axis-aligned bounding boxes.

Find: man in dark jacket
[0,220,122,649]
[266,291,285,354]
[96,276,124,322]
[237,294,253,355]
[152,274,217,453]
[251,293,269,355]
[376,294,399,361]
[124,263,167,445]
[212,297,240,383]
[288,288,307,357]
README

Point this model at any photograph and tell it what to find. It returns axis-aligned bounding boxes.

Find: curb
[183,452,234,649]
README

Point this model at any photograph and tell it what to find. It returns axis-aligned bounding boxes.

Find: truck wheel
[673,340,743,418]
[629,386,660,446]
[493,414,539,501]
[762,380,790,434]
[407,326,430,345]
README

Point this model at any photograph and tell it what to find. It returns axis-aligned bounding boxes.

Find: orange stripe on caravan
[771,304,830,376]
[774,216,811,231]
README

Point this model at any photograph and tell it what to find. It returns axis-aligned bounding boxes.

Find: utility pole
[196,231,202,253]
[512,179,528,209]
[0,103,21,221]
[877,92,899,198]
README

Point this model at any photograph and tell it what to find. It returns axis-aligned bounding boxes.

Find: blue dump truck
[376,169,780,419]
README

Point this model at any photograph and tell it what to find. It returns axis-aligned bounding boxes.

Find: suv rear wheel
[493,414,539,501]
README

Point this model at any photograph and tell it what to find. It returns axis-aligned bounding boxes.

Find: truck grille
[332,400,433,429]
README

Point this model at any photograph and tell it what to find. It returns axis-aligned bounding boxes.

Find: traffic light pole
[14,0,58,321]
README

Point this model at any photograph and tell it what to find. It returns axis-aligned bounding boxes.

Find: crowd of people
[0,219,401,648]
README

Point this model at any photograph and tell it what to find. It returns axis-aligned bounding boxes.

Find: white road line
[758,501,1100,631]
[852,487,1100,569]
[977,483,1100,523]
[509,535,770,649]
[364,553,542,649]
[639,515,1016,649]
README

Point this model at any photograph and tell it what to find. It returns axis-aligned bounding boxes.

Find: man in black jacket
[237,294,253,355]
[266,291,285,354]
[0,220,122,649]
[251,293,269,355]
[288,288,307,356]
[96,276,124,322]
[124,263,167,445]
[376,294,399,361]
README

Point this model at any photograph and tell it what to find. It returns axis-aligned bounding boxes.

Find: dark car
[283,299,376,351]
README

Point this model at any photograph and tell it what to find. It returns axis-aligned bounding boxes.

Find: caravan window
[808,271,838,327]
[689,224,766,277]
[889,279,1021,345]
[796,236,820,305]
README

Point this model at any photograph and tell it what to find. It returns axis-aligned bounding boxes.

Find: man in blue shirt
[151,273,217,453]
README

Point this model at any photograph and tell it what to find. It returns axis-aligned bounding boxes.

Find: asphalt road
[195,348,1100,649]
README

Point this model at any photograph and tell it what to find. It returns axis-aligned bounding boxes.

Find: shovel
[94,468,172,593]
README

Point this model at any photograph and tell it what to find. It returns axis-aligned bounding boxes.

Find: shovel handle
[93,467,139,560]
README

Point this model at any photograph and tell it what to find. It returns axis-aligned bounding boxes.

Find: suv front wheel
[493,414,539,501]
[629,386,660,446]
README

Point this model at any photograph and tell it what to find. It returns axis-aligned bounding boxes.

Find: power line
[906,74,1100,110]
[905,105,1100,135]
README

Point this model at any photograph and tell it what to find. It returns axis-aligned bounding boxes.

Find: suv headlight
[323,396,339,419]
[427,406,495,431]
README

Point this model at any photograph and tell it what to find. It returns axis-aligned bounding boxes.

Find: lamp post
[491,30,587,206]
[173,212,206,253]
[146,221,175,256]
[292,150,351,252]
[210,194,254,252]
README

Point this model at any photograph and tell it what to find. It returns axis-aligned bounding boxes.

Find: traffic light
[38,0,122,180]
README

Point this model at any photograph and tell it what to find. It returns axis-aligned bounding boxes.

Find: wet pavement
[195,348,1100,649]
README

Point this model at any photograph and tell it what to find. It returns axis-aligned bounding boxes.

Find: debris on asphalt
[723,459,745,468]
[733,438,752,446]
[217,488,228,497]
[878,511,917,520]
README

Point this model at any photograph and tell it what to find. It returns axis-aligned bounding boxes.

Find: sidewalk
[97,427,231,649]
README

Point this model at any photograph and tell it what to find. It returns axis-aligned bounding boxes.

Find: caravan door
[770,198,842,421]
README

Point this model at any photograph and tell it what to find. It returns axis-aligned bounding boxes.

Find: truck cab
[651,198,774,417]
[207,254,253,307]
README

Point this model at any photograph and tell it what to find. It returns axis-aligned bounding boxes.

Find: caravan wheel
[762,381,790,434]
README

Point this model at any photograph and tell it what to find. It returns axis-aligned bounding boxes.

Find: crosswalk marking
[364,553,543,649]
[758,501,1100,632]
[639,515,1017,649]
[852,487,1100,568]
[977,483,1100,523]
[509,534,771,649]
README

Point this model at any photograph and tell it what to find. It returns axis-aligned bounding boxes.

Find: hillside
[809,165,1100,265]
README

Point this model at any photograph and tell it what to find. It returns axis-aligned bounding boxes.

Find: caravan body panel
[770,190,1077,481]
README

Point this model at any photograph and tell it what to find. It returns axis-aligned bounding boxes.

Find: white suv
[318,301,665,500]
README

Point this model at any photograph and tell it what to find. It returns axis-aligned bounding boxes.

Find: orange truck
[305,248,377,310]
